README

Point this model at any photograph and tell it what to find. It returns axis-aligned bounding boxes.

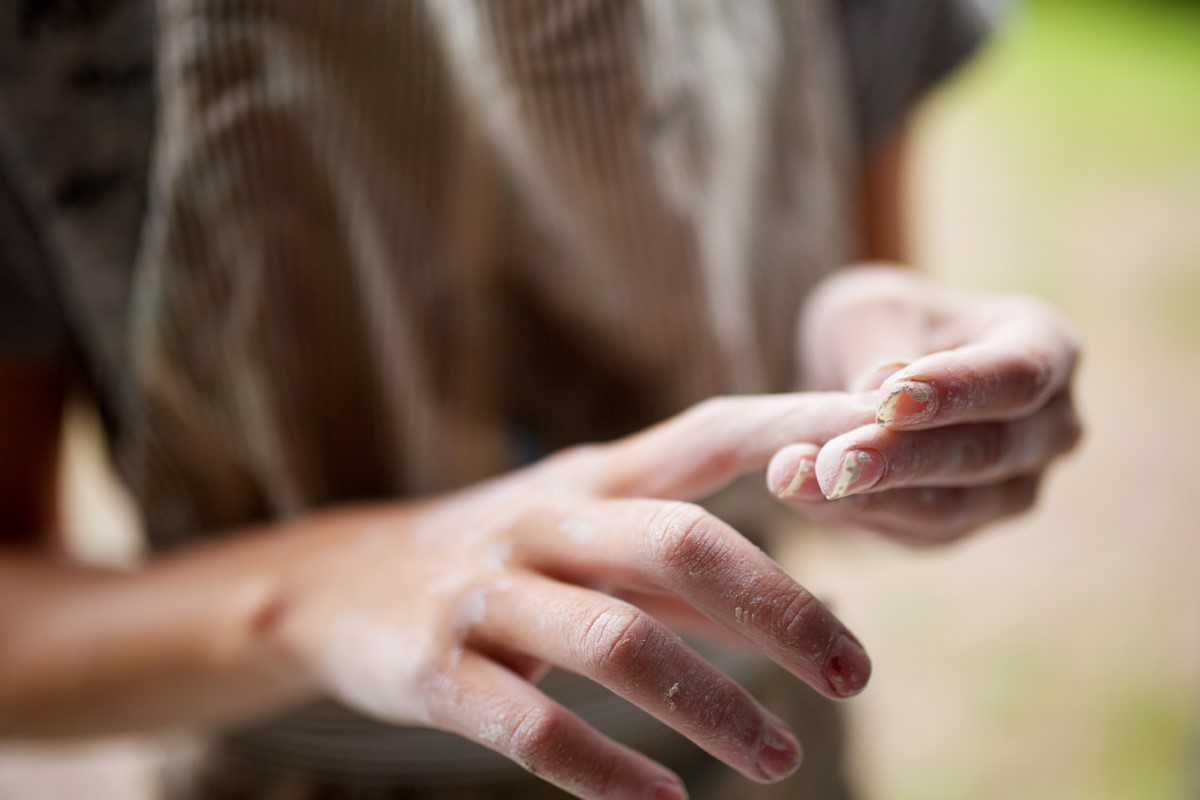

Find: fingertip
[814,445,841,497]
[824,634,872,698]
[767,444,820,499]
[650,778,690,800]
[816,447,883,500]
[876,380,939,429]
[756,724,803,782]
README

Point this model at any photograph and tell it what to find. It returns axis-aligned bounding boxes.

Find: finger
[472,574,803,783]
[779,476,1042,545]
[851,361,912,393]
[427,650,688,800]
[765,443,823,502]
[593,393,878,501]
[515,499,872,701]
[615,590,758,651]
[815,392,1081,499]
[876,309,1080,430]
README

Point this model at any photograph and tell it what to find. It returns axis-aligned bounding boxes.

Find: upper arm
[835,0,991,262]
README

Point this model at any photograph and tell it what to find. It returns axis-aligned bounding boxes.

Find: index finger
[876,309,1080,430]
[593,392,879,501]
[516,498,872,702]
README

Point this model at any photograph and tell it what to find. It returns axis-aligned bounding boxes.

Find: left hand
[766,265,1083,546]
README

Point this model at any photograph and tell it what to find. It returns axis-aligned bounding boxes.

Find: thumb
[592,392,878,501]
[799,267,932,391]
[849,360,914,392]
[819,305,928,392]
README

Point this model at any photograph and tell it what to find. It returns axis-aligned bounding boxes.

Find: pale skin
[0,131,1082,800]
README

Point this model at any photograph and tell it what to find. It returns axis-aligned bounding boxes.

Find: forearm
[858,127,912,264]
[0,506,381,738]
[0,356,65,548]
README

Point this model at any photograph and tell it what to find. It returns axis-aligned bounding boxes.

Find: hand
[767,265,1082,545]
[262,392,880,800]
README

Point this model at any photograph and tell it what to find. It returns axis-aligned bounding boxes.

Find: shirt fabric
[0,0,985,794]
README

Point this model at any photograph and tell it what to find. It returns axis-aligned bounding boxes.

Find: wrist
[207,503,411,703]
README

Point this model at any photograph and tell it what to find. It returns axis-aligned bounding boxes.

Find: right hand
[262,392,879,800]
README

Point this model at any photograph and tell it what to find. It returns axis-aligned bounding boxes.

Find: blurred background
[798,0,1200,797]
[2,0,1198,797]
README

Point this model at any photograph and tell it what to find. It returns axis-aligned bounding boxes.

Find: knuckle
[576,605,660,679]
[937,369,977,411]
[416,664,464,726]
[501,497,559,542]
[1011,353,1053,407]
[704,688,752,742]
[698,444,739,485]
[646,502,725,577]
[758,576,822,646]
[686,397,740,451]
[676,402,741,481]
[686,396,733,429]
[971,423,1011,474]
[508,705,567,767]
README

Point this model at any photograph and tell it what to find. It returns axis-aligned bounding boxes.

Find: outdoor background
[2,0,1198,797]
[800,0,1200,797]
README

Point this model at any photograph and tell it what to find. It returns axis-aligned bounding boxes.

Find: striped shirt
[0,0,984,791]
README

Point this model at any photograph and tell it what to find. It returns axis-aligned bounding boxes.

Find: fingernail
[768,452,815,499]
[649,781,688,800]
[876,381,938,428]
[825,449,883,500]
[756,725,803,781]
[825,634,872,698]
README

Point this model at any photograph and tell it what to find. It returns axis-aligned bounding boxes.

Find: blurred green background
[793,2,1200,799]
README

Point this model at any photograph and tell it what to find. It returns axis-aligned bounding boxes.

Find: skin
[1,392,881,797]
[0,130,1084,800]
[769,267,1082,546]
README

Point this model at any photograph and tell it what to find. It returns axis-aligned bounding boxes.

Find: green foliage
[969,0,1200,172]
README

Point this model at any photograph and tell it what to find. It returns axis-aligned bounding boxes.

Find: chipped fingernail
[876,381,938,428]
[825,634,872,698]
[769,451,816,499]
[757,725,803,781]
[825,449,883,500]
